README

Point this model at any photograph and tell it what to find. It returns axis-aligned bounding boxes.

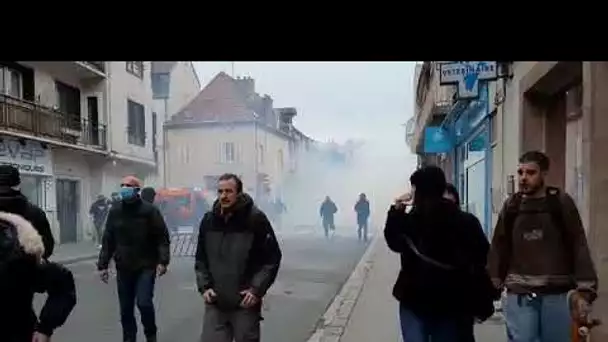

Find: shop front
[0,136,54,209]
[450,84,493,235]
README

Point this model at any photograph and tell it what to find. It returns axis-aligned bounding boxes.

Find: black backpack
[502,186,573,270]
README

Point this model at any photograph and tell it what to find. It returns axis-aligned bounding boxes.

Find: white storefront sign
[439,61,498,99]
[0,136,53,176]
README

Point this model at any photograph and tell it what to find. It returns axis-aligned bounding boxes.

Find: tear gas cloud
[281,137,417,235]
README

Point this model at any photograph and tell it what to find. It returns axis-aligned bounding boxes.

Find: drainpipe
[253,120,259,197]
[162,98,168,187]
[104,62,113,194]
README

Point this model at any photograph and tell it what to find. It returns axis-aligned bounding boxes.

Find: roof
[169,71,258,123]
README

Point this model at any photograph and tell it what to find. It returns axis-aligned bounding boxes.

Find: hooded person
[0,211,76,341]
[0,165,54,258]
[140,187,157,204]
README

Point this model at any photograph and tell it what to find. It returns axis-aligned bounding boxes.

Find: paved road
[35,233,369,342]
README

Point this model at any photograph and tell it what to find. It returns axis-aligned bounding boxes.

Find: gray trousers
[201,304,261,342]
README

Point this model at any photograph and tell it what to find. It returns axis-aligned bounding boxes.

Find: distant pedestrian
[385,166,497,342]
[0,165,54,258]
[89,194,110,247]
[0,211,76,341]
[97,176,170,342]
[319,196,338,239]
[195,173,282,342]
[141,187,157,204]
[487,151,598,342]
[354,193,370,241]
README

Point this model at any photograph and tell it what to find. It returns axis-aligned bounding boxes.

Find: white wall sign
[439,61,498,99]
[0,136,53,176]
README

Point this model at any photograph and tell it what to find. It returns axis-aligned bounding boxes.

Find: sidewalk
[339,240,508,342]
[49,241,99,265]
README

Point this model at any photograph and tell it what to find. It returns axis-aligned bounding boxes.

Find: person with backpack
[487,151,598,342]
[0,211,76,341]
[385,166,496,342]
[320,196,338,239]
[0,165,54,259]
[195,173,282,342]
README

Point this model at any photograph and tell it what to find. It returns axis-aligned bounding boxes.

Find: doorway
[56,178,80,243]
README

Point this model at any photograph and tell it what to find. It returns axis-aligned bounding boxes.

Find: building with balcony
[0,61,164,245]
[148,62,201,187]
[164,72,312,199]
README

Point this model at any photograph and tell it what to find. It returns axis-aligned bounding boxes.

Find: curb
[53,253,98,265]
[306,234,381,342]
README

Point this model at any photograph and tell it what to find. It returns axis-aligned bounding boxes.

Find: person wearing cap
[0,165,54,258]
[0,211,76,341]
[97,175,170,342]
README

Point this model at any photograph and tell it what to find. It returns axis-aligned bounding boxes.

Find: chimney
[235,76,255,98]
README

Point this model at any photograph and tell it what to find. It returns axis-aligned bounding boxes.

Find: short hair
[445,183,460,206]
[519,151,550,171]
[410,165,446,199]
[218,173,243,193]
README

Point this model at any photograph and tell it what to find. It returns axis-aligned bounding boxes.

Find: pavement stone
[50,241,99,265]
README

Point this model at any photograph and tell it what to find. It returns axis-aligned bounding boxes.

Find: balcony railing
[82,61,105,73]
[0,94,107,150]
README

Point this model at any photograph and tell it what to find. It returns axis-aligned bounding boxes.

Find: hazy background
[193,62,418,231]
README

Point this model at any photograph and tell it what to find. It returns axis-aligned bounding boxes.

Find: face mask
[119,187,138,201]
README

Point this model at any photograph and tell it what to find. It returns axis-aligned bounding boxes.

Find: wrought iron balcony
[0,94,107,150]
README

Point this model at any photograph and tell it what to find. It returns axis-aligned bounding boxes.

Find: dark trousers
[201,304,261,342]
[322,216,335,238]
[399,304,475,342]
[93,220,104,244]
[116,268,157,341]
[357,217,368,241]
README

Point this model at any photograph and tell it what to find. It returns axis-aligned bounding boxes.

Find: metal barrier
[170,232,198,257]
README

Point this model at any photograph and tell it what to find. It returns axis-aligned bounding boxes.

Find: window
[221,142,236,163]
[126,62,144,79]
[56,81,81,129]
[0,66,23,98]
[127,99,146,146]
[152,73,170,99]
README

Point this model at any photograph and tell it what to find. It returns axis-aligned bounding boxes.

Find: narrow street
[36,234,369,342]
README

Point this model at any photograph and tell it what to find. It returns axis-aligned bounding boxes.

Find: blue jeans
[399,305,474,342]
[117,268,157,341]
[504,293,571,342]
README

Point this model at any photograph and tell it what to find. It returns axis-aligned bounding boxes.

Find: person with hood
[0,165,54,259]
[354,193,370,241]
[385,166,496,342]
[319,196,338,239]
[0,211,76,341]
[89,194,110,247]
[140,187,157,205]
[195,173,282,342]
[97,176,170,342]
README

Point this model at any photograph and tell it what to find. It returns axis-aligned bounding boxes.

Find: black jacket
[0,189,54,258]
[0,212,76,341]
[97,198,170,271]
[384,200,490,317]
[195,193,282,310]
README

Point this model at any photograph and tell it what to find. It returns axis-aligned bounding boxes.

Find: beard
[519,180,544,195]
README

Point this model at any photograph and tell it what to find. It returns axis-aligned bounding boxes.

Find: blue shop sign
[423,126,453,153]
[439,61,498,100]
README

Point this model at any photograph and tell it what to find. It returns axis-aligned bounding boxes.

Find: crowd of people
[0,149,598,342]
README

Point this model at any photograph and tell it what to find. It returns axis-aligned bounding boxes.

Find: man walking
[487,151,598,342]
[195,173,282,342]
[0,165,54,258]
[354,193,370,242]
[97,176,171,342]
[319,196,338,239]
[89,194,110,247]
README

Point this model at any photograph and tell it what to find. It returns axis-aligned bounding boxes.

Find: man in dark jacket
[140,187,156,204]
[319,196,338,239]
[0,211,76,342]
[195,173,282,342]
[89,194,110,246]
[354,193,370,241]
[385,166,493,342]
[97,176,170,342]
[0,165,54,259]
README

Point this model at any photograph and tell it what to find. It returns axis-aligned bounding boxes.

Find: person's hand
[32,331,50,342]
[156,264,167,277]
[394,192,413,210]
[240,288,259,308]
[99,269,109,284]
[202,288,217,304]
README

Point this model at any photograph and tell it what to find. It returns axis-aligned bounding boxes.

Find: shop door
[56,179,79,243]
